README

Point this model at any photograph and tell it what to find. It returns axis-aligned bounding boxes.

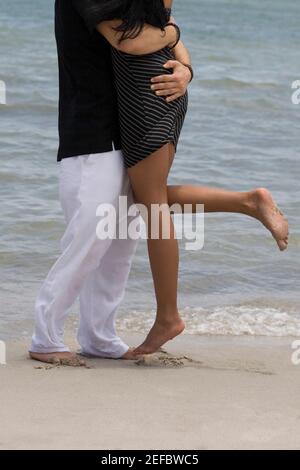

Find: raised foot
[29,351,86,367]
[248,188,289,251]
[133,316,185,356]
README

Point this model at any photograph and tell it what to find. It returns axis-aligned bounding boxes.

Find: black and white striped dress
[111,46,188,168]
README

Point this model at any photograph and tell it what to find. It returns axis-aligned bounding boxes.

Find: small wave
[205,55,239,64]
[117,305,300,337]
[199,77,280,90]
[4,101,57,113]
[183,306,300,337]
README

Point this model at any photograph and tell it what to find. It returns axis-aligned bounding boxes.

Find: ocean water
[0,0,300,340]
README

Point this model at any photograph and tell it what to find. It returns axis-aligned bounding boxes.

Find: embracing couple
[29,0,288,365]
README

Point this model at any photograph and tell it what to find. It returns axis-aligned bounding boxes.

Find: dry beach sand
[0,333,300,450]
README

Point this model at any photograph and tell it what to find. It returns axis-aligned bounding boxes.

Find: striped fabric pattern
[111,46,188,168]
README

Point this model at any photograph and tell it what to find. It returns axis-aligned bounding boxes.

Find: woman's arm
[97,20,177,55]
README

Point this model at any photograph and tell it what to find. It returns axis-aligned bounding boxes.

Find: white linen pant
[30,150,138,358]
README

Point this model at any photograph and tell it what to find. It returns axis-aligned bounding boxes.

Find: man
[29,0,192,364]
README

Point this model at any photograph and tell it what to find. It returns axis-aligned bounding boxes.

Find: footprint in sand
[135,350,273,375]
[34,356,91,370]
[135,351,202,368]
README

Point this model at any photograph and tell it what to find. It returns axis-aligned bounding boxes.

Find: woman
[97,0,289,355]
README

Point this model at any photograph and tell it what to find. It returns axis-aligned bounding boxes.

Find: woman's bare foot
[29,351,86,367]
[134,315,185,355]
[247,188,289,251]
[122,348,142,360]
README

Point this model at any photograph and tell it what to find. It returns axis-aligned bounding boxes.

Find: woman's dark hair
[97,0,171,41]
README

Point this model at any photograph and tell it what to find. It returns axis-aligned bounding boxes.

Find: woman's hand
[151,60,191,102]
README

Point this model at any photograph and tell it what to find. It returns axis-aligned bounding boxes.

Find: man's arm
[151,40,192,102]
[98,23,192,102]
[174,40,191,66]
[97,20,177,55]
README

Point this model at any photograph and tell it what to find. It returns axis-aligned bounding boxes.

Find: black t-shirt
[55,0,122,162]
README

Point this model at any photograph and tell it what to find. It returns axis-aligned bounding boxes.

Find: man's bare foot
[133,315,185,356]
[29,351,86,367]
[79,347,140,360]
[247,188,289,251]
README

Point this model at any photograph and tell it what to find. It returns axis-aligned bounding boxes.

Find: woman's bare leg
[128,143,185,355]
[167,185,289,251]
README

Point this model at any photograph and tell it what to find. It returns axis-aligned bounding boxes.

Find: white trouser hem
[80,342,129,359]
[29,346,70,354]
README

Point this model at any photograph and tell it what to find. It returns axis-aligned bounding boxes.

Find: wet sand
[0,333,300,450]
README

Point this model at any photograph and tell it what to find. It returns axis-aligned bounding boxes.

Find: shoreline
[0,333,300,450]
